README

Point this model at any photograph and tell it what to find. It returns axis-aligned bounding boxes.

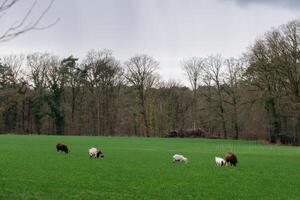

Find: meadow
[0,135,300,200]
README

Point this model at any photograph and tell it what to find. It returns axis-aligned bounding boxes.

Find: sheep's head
[63,146,69,154]
[221,160,226,166]
[183,157,188,163]
[96,150,104,158]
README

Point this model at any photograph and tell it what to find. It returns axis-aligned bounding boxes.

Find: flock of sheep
[56,143,238,167]
[172,153,238,167]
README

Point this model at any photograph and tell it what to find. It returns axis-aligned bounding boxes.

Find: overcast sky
[0,0,299,83]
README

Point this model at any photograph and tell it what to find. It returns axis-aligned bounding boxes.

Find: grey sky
[228,0,300,9]
[0,0,299,83]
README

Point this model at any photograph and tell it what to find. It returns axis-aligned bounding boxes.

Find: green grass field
[0,135,299,200]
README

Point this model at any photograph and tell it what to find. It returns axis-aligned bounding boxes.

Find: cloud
[223,0,300,9]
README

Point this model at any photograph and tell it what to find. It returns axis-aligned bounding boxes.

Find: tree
[27,53,50,134]
[62,56,80,123]
[201,71,215,135]
[124,54,159,136]
[182,57,205,130]
[205,55,228,138]
[44,54,67,135]
[246,38,282,142]
[0,54,26,132]
[281,21,300,143]
[82,49,123,135]
[223,57,245,139]
[0,0,59,42]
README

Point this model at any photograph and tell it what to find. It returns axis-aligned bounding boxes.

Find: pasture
[0,135,299,200]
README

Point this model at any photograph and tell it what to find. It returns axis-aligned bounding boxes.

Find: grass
[0,135,299,200]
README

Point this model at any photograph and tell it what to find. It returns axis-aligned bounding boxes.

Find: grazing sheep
[56,143,69,154]
[215,156,227,166]
[88,147,104,158]
[225,152,238,166]
[172,154,188,163]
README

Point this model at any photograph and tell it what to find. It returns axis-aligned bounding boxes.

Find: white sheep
[88,147,104,158]
[215,156,227,166]
[172,154,188,163]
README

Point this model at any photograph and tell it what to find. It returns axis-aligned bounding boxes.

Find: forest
[1,20,300,144]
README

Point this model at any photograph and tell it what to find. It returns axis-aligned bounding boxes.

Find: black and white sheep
[88,147,104,158]
[215,156,227,166]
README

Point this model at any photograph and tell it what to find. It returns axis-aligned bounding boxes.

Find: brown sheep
[56,143,69,154]
[225,152,238,166]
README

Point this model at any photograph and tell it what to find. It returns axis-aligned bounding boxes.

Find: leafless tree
[82,49,123,135]
[42,54,67,135]
[182,57,205,130]
[246,36,282,142]
[1,54,25,85]
[223,57,245,139]
[27,53,51,134]
[124,54,159,136]
[0,54,27,132]
[205,55,228,138]
[0,0,59,42]
[61,56,79,123]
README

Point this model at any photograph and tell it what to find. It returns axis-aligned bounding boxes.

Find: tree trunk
[55,113,65,135]
[233,97,239,140]
[266,96,280,143]
[71,88,75,122]
[140,90,149,136]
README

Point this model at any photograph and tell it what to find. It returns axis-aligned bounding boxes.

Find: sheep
[88,147,104,158]
[215,156,227,166]
[56,143,69,154]
[225,152,238,166]
[172,154,188,163]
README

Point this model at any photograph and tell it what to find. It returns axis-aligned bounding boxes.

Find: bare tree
[205,55,228,138]
[0,54,26,132]
[182,57,205,130]
[201,72,215,135]
[1,54,25,84]
[124,54,159,136]
[246,38,282,142]
[82,49,123,135]
[43,54,67,135]
[0,0,59,42]
[223,57,245,139]
[280,20,300,143]
[27,53,49,134]
[61,56,79,123]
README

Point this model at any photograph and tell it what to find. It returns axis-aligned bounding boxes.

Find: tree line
[1,20,300,144]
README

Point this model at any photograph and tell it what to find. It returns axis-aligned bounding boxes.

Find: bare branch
[0,0,59,42]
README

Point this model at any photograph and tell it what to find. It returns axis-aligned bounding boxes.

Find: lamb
[56,143,69,154]
[215,156,227,166]
[88,147,104,158]
[172,154,188,163]
[225,152,238,166]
